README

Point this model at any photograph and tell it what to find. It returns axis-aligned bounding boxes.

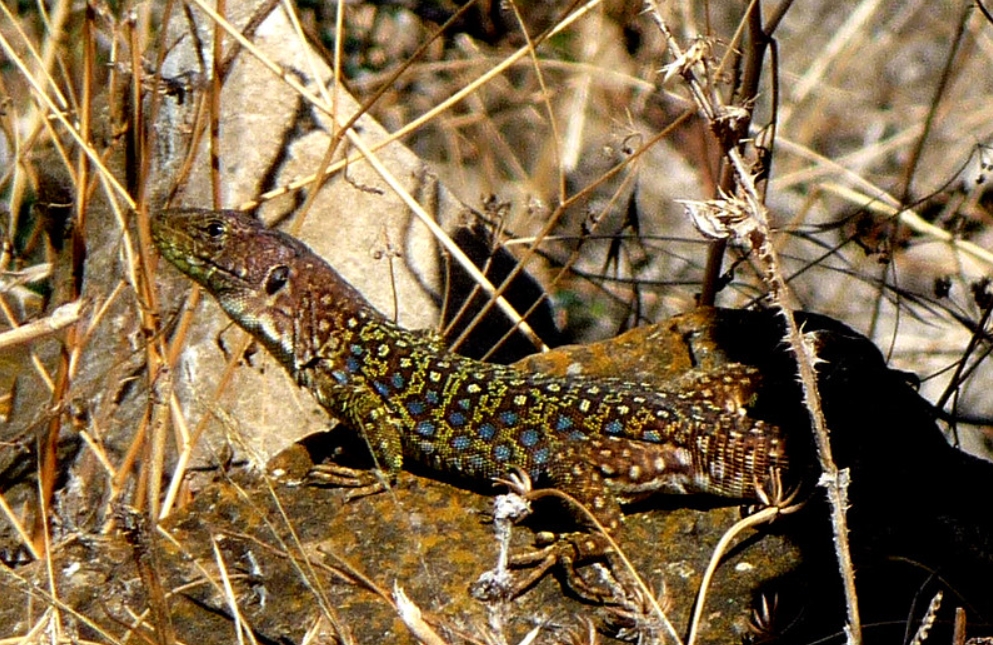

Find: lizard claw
[748,467,805,518]
[307,463,388,500]
[511,532,627,603]
[472,530,626,603]
[492,467,533,497]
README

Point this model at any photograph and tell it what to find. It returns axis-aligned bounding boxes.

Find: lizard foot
[307,463,388,500]
[517,531,636,603]
[472,531,632,604]
[472,469,637,604]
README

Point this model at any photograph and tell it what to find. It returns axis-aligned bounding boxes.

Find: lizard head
[151,207,364,368]
[151,208,309,302]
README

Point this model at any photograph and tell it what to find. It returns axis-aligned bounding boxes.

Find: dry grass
[2,0,993,643]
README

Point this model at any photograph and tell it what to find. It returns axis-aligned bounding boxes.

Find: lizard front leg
[305,370,405,498]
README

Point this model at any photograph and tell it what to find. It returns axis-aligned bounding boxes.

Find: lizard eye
[205,221,225,238]
[265,265,290,295]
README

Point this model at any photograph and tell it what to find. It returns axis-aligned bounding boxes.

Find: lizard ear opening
[265,265,291,295]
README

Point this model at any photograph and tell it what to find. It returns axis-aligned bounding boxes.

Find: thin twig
[0,300,84,351]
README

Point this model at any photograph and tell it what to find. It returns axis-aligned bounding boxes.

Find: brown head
[151,208,375,370]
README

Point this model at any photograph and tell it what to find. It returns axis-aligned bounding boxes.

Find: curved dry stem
[684,506,779,645]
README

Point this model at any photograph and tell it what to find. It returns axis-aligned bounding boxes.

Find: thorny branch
[644,1,863,642]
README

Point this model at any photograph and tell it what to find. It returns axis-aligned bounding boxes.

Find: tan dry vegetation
[1,0,993,644]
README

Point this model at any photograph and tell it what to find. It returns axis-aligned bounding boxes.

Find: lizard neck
[280,264,444,389]
[220,253,393,380]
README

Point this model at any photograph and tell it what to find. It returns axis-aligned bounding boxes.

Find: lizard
[151,207,788,594]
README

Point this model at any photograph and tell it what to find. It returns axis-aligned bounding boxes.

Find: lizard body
[152,208,787,532]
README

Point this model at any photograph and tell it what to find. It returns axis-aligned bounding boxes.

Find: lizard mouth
[195,258,259,294]
[153,232,254,295]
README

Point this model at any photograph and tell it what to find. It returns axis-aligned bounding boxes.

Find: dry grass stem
[3,0,992,642]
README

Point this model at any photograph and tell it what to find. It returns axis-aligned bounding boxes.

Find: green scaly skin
[151,208,788,534]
